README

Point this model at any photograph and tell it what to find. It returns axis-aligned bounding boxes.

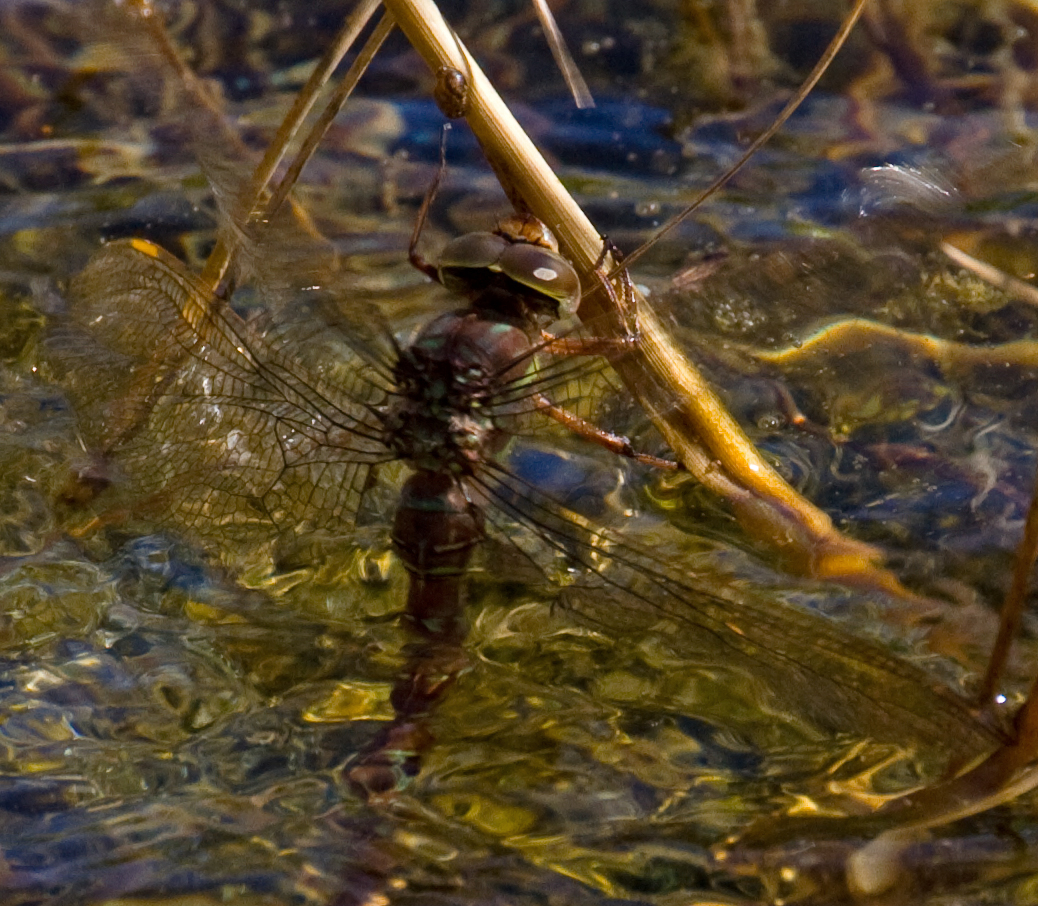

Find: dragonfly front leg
[408,126,453,283]
[594,235,639,329]
[539,236,640,356]
[535,240,677,471]
[408,187,442,283]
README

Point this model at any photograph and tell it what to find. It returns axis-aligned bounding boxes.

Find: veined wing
[475,457,1002,764]
[55,239,393,544]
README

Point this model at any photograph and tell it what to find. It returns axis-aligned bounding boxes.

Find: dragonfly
[49,151,1007,803]
[43,0,1006,804]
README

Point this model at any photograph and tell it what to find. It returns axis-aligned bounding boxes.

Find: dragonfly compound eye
[437,226,581,320]
[437,231,510,297]
[497,242,580,320]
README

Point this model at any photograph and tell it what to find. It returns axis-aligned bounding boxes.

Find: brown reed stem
[381,0,914,590]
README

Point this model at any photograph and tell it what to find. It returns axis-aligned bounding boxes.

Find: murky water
[5,1,1038,904]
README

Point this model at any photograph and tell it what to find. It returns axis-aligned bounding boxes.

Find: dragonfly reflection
[54,173,1002,797]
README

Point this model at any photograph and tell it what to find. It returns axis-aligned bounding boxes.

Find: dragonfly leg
[539,332,639,358]
[534,393,682,471]
[408,127,452,282]
[540,240,641,356]
[592,235,639,330]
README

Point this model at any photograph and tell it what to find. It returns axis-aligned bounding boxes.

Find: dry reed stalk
[382,0,917,593]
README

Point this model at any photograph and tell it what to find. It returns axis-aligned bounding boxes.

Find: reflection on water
[4,1,1038,904]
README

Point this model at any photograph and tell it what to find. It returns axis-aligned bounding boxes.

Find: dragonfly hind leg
[533,394,682,471]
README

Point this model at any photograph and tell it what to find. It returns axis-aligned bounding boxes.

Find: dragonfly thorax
[385,308,532,473]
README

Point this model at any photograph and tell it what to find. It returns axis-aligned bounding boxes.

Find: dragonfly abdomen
[391,470,484,635]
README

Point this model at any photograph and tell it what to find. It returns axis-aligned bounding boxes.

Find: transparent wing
[53,239,393,544]
[195,141,402,374]
[474,458,1001,761]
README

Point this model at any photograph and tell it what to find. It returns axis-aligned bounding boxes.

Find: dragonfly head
[437,214,581,325]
